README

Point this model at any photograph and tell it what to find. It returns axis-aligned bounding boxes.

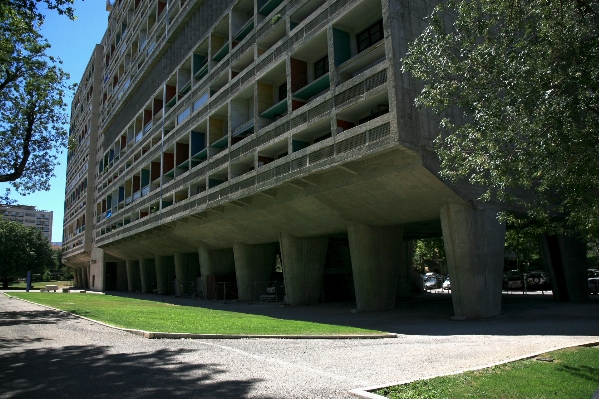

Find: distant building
[1,205,53,242]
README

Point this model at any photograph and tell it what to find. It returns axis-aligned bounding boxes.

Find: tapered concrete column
[279,233,328,306]
[396,240,414,299]
[155,256,175,295]
[233,242,278,301]
[440,203,506,319]
[348,221,403,311]
[125,259,141,292]
[174,252,201,296]
[116,261,128,291]
[198,246,235,298]
[139,258,156,293]
[540,234,587,302]
[73,268,80,288]
[81,266,89,289]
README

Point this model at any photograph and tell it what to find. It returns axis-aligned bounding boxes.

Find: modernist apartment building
[62,0,586,319]
[1,205,53,241]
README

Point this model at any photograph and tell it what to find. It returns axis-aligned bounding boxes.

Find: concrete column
[233,242,278,301]
[116,261,128,291]
[72,268,78,287]
[440,203,506,319]
[125,259,141,292]
[540,234,587,302]
[81,266,89,289]
[198,246,235,298]
[174,252,201,296]
[348,221,403,311]
[155,256,175,295]
[139,258,156,293]
[396,240,414,299]
[279,233,328,306]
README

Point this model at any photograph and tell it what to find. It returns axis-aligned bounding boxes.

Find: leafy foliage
[0,0,74,200]
[0,217,53,288]
[413,238,445,273]
[403,0,599,235]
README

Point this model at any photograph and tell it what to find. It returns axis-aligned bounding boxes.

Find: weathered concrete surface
[233,242,278,302]
[348,222,403,311]
[198,246,235,297]
[155,256,175,295]
[279,234,328,306]
[541,234,588,302]
[1,293,598,399]
[139,258,156,294]
[174,252,201,296]
[440,203,506,319]
[125,260,141,292]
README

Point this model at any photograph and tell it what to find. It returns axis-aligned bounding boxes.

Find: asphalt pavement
[0,291,598,398]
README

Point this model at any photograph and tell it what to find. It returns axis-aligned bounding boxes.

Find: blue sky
[0,0,108,242]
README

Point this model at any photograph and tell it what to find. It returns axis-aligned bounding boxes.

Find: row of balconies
[95,115,392,244]
[93,65,389,232]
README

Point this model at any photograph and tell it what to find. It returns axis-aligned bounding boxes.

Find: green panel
[177,159,190,169]
[258,0,284,16]
[212,42,230,62]
[162,201,172,208]
[194,63,208,80]
[333,28,352,67]
[293,74,330,100]
[193,54,206,74]
[166,96,177,107]
[233,19,254,42]
[141,169,150,187]
[259,99,288,119]
[165,169,175,178]
[192,147,208,160]
[211,135,229,149]
[292,140,310,152]
[209,179,224,188]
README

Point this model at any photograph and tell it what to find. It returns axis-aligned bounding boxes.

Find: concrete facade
[1,205,53,241]
[61,0,588,318]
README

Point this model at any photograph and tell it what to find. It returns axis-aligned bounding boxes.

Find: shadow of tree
[559,364,599,384]
[0,310,66,327]
[0,345,268,399]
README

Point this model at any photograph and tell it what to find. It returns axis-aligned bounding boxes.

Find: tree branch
[0,101,36,182]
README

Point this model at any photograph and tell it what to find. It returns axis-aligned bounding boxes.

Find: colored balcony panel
[293,73,330,100]
[259,99,287,119]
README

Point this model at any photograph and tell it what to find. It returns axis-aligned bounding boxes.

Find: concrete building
[1,205,53,242]
[62,0,587,318]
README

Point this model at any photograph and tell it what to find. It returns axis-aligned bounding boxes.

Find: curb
[347,340,599,399]
[4,293,397,340]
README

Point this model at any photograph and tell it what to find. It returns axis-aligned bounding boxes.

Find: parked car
[588,269,599,278]
[526,271,550,288]
[424,272,444,289]
[589,277,599,295]
[442,277,451,291]
[503,275,523,290]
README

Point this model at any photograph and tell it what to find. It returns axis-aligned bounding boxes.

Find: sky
[0,0,109,243]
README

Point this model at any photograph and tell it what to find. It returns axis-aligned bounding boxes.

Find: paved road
[1,292,598,398]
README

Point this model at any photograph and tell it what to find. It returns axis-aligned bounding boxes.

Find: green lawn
[376,345,599,399]
[8,292,384,336]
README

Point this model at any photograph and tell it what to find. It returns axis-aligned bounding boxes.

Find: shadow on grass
[0,345,266,399]
[105,291,599,338]
[559,364,599,384]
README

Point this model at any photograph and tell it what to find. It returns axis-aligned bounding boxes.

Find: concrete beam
[233,242,278,301]
[348,221,403,311]
[540,234,588,302]
[279,233,328,306]
[440,203,506,319]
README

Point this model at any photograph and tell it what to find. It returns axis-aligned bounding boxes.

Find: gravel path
[1,293,598,398]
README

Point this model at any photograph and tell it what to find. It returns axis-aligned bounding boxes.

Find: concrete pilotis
[139,258,156,293]
[81,266,89,289]
[348,221,403,311]
[174,252,201,296]
[155,256,175,295]
[116,261,128,291]
[396,240,414,299]
[540,234,588,302]
[125,259,141,292]
[233,242,278,301]
[279,233,328,306]
[440,203,506,319]
[198,246,235,298]
[73,268,80,288]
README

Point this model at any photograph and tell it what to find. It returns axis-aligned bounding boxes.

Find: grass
[376,345,599,399]
[4,280,73,290]
[7,292,384,336]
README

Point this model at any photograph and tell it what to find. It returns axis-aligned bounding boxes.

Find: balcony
[293,73,330,100]
[259,99,287,119]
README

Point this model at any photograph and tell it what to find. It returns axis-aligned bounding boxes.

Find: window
[357,19,383,53]
[278,82,287,102]
[313,55,329,79]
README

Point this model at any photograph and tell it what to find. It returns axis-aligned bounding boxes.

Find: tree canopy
[0,0,74,200]
[0,217,53,288]
[403,0,599,236]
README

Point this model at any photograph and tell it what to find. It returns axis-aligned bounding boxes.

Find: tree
[0,0,75,201]
[402,0,599,236]
[0,217,53,288]
[413,238,446,274]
